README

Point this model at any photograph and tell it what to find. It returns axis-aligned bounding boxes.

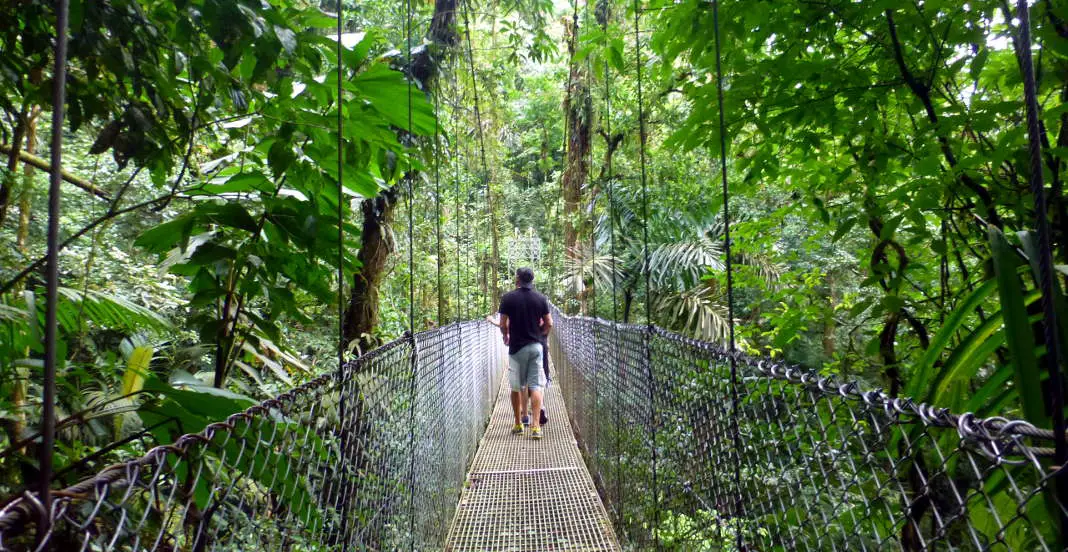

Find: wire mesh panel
[0,320,502,552]
[549,306,1068,551]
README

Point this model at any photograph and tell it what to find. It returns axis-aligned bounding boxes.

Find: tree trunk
[343,187,398,352]
[561,16,591,269]
[3,108,37,456]
[0,104,29,226]
[342,0,458,349]
[487,181,501,301]
[16,108,39,256]
[486,12,502,302]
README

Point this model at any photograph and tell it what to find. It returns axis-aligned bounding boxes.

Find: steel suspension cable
[630,0,659,546]
[584,0,596,320]
[461,0,493,309]
[404,0,419,544]
[601,11,625,524]
[711,2,744,548]
[453,67,463,322]
[434,83,444,325]
[556,0,582,307]
[1016,0,1068,537]
[39,0,71,544]
[406,0,416,337]
[334,3,349,546]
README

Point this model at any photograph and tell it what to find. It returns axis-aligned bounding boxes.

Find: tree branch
[0,143,111,200]
[885,8,1002,228]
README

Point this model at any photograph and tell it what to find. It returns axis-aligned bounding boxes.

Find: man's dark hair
[516,267,535,284]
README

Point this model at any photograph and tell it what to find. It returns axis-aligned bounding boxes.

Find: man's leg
[527,343,547,431]
[530,389,543,429]
[520,387,529,422]
[539,340,550,425]
[508,355,523,427]
[510,390,522,425]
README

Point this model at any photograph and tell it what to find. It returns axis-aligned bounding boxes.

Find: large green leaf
[990,226,1045,427]
[52,287,172,334]
[927,290,1041,406]
[135,214,197,253]
[142,374,256,424]
[906,278,997,399]
[137,376,326,530]
[347,64,436,135]
[1018,231,1068,378]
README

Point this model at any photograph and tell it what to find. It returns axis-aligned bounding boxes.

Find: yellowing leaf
[122,346,153,396]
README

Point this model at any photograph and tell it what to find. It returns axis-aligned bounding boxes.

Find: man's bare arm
[541,313,553,336]
[500,314,510,344]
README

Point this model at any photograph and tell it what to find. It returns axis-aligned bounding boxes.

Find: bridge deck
[444,372,621,551]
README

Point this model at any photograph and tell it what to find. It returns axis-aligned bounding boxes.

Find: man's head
[515,267,535,288]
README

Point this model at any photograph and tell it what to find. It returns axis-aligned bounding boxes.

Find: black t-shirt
[498,287,550,355]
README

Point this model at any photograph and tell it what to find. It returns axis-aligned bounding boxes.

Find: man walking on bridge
[497,267,553,439]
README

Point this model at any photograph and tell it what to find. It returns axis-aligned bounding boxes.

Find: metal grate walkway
[445,368,621,551]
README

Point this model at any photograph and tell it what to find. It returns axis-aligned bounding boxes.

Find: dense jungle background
[3,0,1068,547]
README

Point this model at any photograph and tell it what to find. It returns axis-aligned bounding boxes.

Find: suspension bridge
[0,307,1064,550]
[3,0,1067,547]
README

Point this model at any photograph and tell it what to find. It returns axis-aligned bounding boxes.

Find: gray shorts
[508,342,546,392]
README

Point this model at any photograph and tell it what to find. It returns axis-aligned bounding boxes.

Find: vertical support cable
[461,1,491,313]
[404,0,419,544]
[1016,0,1068,538]
[584,0,596,321]
[334,3,349,546]
[454,85,463,323]
[630,1,659,547]
[601,13,625,526]
[434,86,444,326]
[711,2,744,549]
[406,0,416,337]
[471,184,479,319]
[565,0,580,313]
[38,0,71,546]
[580,0,601,480]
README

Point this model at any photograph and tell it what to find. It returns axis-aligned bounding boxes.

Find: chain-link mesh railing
[0,320,502,552]
[549,307,1068,551]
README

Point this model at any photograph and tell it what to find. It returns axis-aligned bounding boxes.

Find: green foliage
[655,509,762,551]
[5,0,1068,546]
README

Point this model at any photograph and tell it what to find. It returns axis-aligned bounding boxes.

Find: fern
[561,243,623,297]
[655,284,735,345]
[52,287,171,334]
[649,237,725,289]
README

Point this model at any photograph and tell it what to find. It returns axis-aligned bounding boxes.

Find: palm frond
[649,236,725,289]
[655,284,734,345]
[53,287,172,335]
[0,303,27,322]
[738,252,785,285]
[561,243,623,297]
